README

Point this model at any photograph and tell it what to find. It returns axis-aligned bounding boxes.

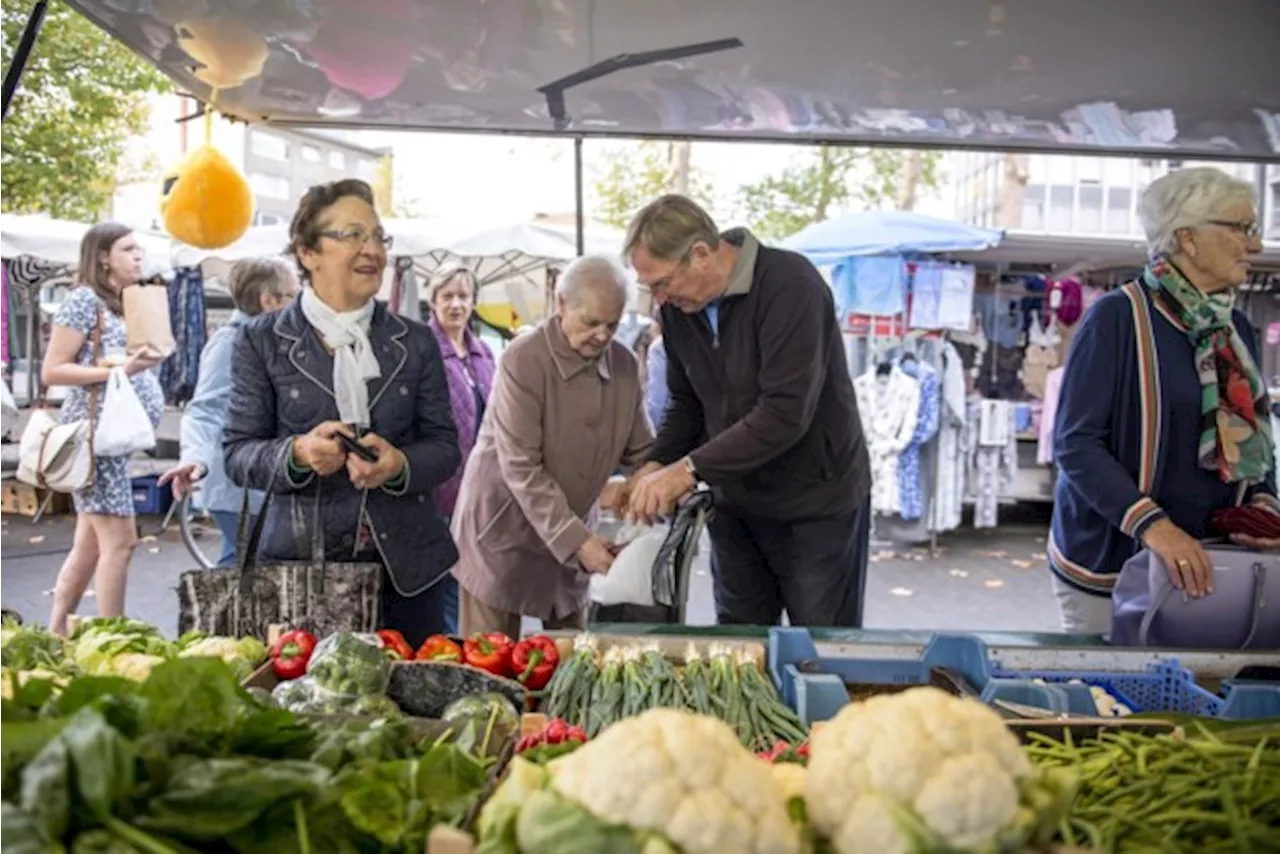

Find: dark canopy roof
[64,0,1280,161]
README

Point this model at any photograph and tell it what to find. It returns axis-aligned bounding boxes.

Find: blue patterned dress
[53,287,165,516]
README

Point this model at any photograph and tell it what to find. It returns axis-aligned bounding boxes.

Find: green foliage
[1,0,170,221]
[591,141,714,229]
[736,146,942,240]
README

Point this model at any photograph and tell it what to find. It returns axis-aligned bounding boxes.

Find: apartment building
[948,151,1280,240]
[112,94,390,231]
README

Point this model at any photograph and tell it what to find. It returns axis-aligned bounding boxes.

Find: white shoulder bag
[16,311,103,493]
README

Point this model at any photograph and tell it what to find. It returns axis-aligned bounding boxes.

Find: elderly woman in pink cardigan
[427,264,496,632]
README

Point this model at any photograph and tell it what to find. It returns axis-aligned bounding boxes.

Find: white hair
[1137,166,1256,256]
[556,255,630,307]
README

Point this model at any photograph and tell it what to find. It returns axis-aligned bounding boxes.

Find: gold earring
[1188,245,1197,257]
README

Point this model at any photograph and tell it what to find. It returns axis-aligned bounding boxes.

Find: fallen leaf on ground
[889,587,914,597]
[948,569,969,578]
[984,579,1006,589]
[140,535,157,544]
[975,550,1009,559]
[28,535,45,544]
[147,547,160,554]
[1009,560,1034,569]
[1030,552,1048,560]
[1034,536,1046,544]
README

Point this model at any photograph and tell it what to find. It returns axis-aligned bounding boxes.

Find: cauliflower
[177,635,267,680]
[108,653,166,681]
[476,709,801,854]
[806,687,1075,854]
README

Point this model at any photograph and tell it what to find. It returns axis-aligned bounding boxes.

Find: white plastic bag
[93,367,155,457]
[1,378,17,440]
[589,522,666,606]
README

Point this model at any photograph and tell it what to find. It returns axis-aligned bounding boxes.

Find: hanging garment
[1,262,8,367]
[897,359,940,521]
[855,365,921,515]
[390,258,422,322]
[159,267,206,406]
[930,343,969,534]
[835,256,907,316]
[1022,343,1060,400]
[967,399,1019,529]
[937,265,977,331]
[1038,366,1066,466]
[908,264,944,330]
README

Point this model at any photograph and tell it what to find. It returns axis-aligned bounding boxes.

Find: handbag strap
[1139,560,1267,650]
[35,311,104,489]
[235,445,329,594]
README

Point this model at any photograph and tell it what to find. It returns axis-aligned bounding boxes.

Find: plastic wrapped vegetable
[305,632,390,697]
[805,686,1077,854]
[271,676,321,712]
[350,693,403,718]
[177,635,267,681]
[476,708,801,854]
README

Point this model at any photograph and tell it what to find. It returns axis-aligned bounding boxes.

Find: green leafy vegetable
[60,707,137,817]
[19,732,71,841]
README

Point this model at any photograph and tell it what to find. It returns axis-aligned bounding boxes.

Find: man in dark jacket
[625,194,872,627]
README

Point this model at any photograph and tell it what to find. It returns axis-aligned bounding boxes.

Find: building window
[250,131,289,161]
[250,172,291,200]
[1078,185,1104,233]
[254,212,284,226]
[330,151,346,170]
[1268,183,1280,236]
[357,159,378,182]
[301,145,321,163]
[1047,185,1074,232]
[1105,187,1132,235]
[1022,184,1046,231]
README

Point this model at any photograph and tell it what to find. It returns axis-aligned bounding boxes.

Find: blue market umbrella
[781,210,1003,265]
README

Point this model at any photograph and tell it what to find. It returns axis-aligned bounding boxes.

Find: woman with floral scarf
[1046,167,1276,634]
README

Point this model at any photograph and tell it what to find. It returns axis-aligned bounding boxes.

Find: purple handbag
[1111,545,1280,649]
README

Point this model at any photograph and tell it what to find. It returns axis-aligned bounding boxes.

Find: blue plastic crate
[131,475,172,516]
[992,659,1226,717]
[1218,683,1280,720]
[768,628,1100,723]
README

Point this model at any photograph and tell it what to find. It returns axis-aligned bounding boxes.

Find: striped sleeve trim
[1120,496,1164,538]
[1047,534,1118,593]
[1251,492,1280,515]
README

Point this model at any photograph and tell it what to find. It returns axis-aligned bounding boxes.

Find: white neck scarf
[300,287,381,427]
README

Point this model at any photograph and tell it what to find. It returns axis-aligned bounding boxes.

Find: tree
[2,0,171,221]
[591,140,714,229]
[370,155,421,218]
[736,146,942,240]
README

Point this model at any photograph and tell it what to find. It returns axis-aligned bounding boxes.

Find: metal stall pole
[573,136,586,256]
[2,0,50,119]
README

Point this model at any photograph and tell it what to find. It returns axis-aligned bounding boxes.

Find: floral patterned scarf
[1142,256,1274,484]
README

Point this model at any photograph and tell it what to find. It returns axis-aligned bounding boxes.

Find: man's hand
[1142,518,1214,597]
[158,462,205,499]
[1230,533,1280,552]
[293,421,349,477]
[626,460,695,526]
[346,432,407,491]
[576,535,618,575]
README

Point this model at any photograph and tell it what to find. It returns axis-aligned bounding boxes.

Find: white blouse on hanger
[855,365,921,515]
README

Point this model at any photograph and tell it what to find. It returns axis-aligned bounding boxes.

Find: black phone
[338,431,379,463]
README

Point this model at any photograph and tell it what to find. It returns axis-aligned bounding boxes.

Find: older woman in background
[224,179,461,645]
[42,224,165,634]
[1049,166,1277,634]
[450,256,652,637]
[160,258,300,566]
[426,264,496,632]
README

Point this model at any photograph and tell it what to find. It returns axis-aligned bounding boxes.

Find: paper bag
[123,284,175,359]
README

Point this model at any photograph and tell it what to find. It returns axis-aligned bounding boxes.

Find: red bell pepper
[375,629,414,661]
[462,632,514,677]
[269,629,317,680]
[515,717,588,753]
[511,634,559,690]
[416,634,463,662]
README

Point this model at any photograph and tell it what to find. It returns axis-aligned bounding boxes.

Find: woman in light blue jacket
[159,259,299,566]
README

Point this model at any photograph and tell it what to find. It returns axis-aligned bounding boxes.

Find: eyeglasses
[319,226,394,250]
[1207,220,1261,240]
[643,248,692,295]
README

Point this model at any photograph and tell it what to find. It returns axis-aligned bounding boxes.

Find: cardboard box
[1,481,72,517]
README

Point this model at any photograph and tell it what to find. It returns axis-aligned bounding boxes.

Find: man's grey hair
[1137,166,1256,256]
[556,255,630,307]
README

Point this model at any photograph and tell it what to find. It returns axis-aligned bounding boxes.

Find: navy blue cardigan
[1048,283,1278,595]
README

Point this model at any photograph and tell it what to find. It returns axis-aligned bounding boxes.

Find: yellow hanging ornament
[161,108,254,250]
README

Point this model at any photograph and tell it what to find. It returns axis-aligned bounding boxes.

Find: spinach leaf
[49,676,140,721]
[224,705,314,760]
[416,742,489,817]
[18,734,71,842]
[1,717,67,800]
[139,757,330,840]
[69,829,146,853]
[334,760,416,847]
[60,707,136,818]
[0,801,55,854]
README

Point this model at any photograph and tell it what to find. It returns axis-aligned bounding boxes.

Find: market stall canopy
[782,211,1003,266]
[427,220,629,326]
[1,213,173,277]
[59,0,1280,161]
[953,232,1280,276]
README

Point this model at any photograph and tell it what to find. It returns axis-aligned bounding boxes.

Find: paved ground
[1,500,1060,635]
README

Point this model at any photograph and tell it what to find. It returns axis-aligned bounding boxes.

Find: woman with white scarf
[223,180,461,646]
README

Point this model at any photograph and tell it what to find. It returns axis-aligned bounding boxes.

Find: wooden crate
[1,481,72,517]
